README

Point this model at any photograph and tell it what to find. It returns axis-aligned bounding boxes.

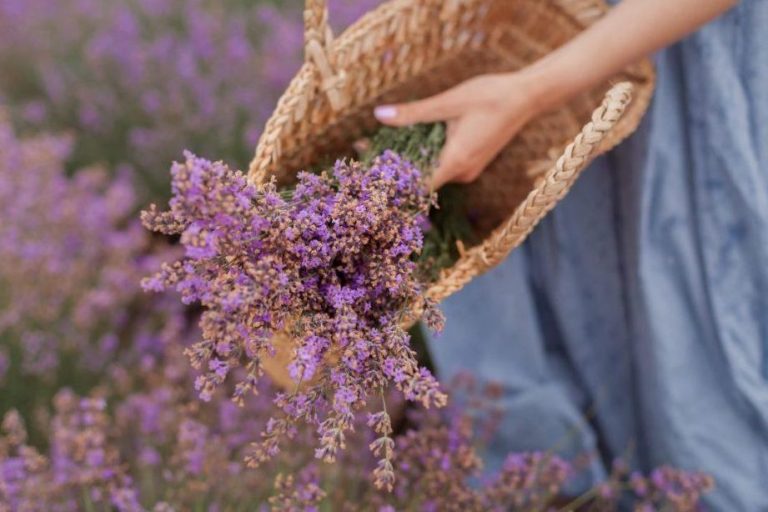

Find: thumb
[374,89,463,127]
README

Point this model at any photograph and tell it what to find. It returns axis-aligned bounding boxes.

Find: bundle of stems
[141,121,477,490]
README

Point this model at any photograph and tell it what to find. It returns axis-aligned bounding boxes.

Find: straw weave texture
[249,0,655,388]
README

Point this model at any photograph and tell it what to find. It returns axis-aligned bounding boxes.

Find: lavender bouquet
[142,123,472,489]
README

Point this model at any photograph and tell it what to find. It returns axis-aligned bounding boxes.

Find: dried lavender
[142,143,450,486]
[364,123,475,280]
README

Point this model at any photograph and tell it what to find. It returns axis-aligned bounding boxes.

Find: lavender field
[0,1,713,510]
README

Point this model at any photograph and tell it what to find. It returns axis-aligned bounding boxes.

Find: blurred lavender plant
[0,370,713,511]
[0,115,191,444]
[0,118,135,396]
[0,0,380,201]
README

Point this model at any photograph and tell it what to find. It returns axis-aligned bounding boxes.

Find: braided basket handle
[304,0,349,110]
[475,82,634,268]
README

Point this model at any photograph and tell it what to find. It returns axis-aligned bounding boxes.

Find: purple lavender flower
[143,149,447,481]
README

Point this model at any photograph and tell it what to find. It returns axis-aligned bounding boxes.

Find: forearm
[520,0,738,112]
[374,0,739,185]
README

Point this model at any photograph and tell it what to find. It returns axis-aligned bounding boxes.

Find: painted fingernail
[374,105,397,120]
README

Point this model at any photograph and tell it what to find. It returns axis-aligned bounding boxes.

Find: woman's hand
[374,0,737,189]
[374,73,541,189]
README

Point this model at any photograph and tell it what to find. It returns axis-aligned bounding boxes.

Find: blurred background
[0,1,717,510]
[0,0,380,204]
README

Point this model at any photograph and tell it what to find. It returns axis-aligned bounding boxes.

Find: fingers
[431,116,514,189]
[431,124,484,188]
[374,88,464,127]
[432,144,483,189]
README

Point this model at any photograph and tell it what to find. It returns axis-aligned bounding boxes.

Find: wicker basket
[249,0,655,389]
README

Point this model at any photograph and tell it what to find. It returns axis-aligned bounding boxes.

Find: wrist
[487,71,548,124]
[514,64,572,116]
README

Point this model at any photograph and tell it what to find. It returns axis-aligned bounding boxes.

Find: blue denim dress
[427,2,768,509]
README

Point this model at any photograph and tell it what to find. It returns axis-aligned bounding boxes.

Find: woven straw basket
[248,0,655,388]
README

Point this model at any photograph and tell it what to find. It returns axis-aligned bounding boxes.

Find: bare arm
[374,0,738,188]
[525,0,738,112]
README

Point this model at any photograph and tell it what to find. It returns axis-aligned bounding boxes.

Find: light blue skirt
[428,2,768,509]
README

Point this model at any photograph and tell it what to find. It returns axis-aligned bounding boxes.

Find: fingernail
[374,105,397,120]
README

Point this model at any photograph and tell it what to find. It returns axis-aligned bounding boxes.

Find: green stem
[82,488,97,512]
[556,488,598,512]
